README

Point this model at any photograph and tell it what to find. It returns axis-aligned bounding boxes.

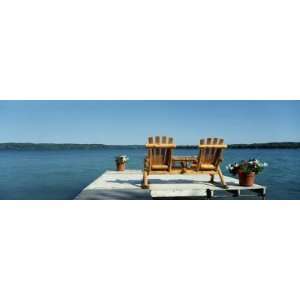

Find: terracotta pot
[239,172,255,187]
[116,162,125,171]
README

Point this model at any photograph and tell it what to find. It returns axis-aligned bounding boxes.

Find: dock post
[206,189,213,200]
[261,188,267,200]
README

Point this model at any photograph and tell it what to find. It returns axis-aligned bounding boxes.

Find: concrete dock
[75,170,266,200]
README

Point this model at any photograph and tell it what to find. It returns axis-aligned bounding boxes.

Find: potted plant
[226,158,267,186]
[115,155,129,171]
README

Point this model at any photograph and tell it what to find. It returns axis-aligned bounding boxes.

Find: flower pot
[116,162,125,171]
[239,172,255,187]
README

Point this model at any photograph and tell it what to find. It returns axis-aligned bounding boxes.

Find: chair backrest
[198,138,227,166]
[146,136,175,166]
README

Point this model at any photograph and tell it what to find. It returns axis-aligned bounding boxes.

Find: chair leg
[210,174,215,183]
[217,167,228,188]
[142,170,149,189]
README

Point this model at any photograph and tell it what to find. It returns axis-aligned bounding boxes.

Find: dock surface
[75,170,266,200]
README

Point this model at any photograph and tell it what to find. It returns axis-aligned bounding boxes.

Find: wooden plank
[202,138,212,163]
[199,144,227,148]
[210,137,219,165]
[146,144,176,148]
[168,137,174,171]
[154,136,160,164]
[199,139,205,165]
[161,136,167,163]
[151,164,169,170]
[206,137,213,163]
[215,138,225,165]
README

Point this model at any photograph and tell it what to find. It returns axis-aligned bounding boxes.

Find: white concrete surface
[75,170,266,200]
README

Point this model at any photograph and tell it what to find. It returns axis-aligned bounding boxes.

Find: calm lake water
[0,148,299,200]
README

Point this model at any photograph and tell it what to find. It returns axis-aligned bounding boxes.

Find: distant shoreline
[0,142,300,150]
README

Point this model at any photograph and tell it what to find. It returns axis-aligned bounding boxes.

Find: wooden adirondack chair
[192,138,228,187]
[142,136,175,189]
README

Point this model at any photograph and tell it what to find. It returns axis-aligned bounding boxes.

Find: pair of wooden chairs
[142,136,227,189]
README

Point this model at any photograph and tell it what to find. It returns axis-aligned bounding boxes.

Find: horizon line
[1,141,300,146]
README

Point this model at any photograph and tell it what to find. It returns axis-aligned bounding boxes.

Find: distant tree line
[169,143,300,149]
[0,143,107,150]
[0,142,299,150]
[228,142,300,149]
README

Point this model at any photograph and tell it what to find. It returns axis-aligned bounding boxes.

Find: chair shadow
[147,179,201,184]
[106,178,225,186]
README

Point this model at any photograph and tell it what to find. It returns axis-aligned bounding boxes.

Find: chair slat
[154,136,160,163]
[205,138,212,163]
[213,138,225,164]
[210,137,219,164]
[199,138,205,164]
[162,136,167,163]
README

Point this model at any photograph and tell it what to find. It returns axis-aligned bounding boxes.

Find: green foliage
[115,155,129,163]
[229,142,300,149]
[227,159,268,176]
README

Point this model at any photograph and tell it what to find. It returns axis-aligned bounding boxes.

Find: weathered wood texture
[142,137,228,189]
[143,136,175,188]
[194,138,227,187]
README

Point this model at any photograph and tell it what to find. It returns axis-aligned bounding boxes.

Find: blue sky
[0,101,299,144]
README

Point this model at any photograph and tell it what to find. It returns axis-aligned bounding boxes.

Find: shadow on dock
[75,170,266,200]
